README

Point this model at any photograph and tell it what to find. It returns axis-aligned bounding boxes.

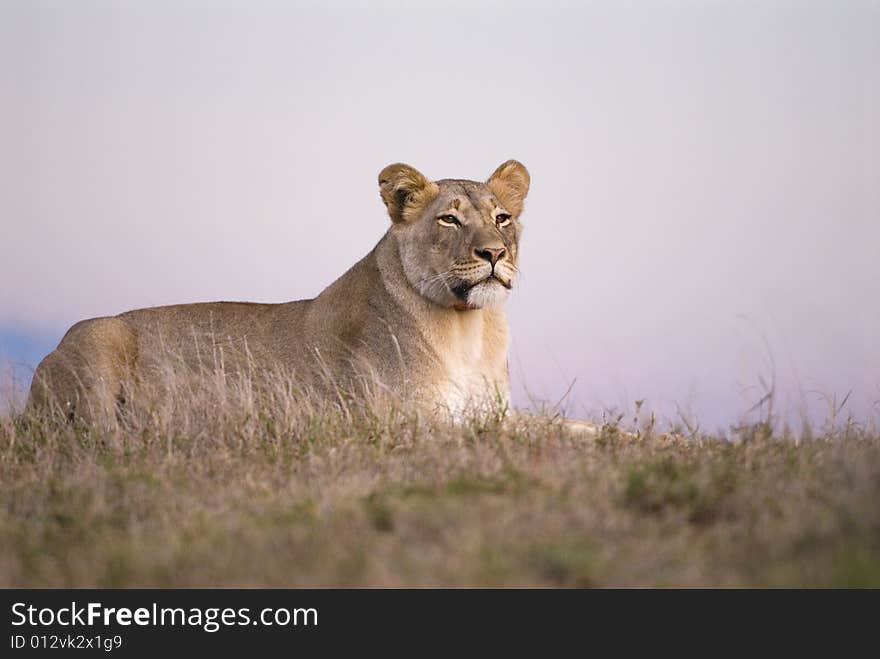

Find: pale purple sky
[1,0,878,430]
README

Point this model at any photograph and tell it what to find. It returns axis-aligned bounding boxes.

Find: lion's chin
[459,279,511,309]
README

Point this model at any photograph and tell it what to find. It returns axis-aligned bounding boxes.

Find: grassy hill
[2,370,878,588]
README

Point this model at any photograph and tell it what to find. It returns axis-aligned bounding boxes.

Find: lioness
[28,160,532,424]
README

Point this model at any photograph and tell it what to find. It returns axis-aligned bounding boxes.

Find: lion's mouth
[491,274,513,290]
[451,274,511,301]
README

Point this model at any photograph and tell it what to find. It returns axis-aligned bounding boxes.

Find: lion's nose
[475,247,506,266]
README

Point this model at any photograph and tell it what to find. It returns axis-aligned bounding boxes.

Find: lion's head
[378,160,530,310]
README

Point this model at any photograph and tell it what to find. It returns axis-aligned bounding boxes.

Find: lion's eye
[495,213,512,227]
[437,215,460,228]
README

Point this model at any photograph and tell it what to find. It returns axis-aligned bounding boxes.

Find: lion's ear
[487,160,530,217]
[378,163,439,224]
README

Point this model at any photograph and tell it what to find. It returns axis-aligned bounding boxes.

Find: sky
[1,0,878,431]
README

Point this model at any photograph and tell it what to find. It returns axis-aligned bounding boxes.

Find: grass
[1,363,879,588]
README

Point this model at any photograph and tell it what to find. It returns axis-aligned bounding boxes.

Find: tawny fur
[28,160,532,425]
